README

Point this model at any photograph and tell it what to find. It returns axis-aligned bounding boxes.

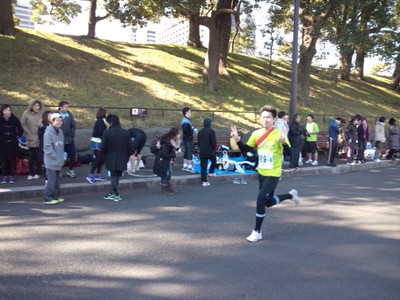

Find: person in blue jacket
[327,117,344,167]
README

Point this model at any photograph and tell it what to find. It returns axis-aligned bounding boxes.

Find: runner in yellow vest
[231,105,300,243]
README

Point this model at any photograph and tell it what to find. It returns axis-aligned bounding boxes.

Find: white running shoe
[289,189,300,205]
[311,161,318,166]
[374,159,381,163]
[246,230,262,242]
[202,181,210,187]
[33,174,41,179]
[305,159,313,164]
[27,175,34,180]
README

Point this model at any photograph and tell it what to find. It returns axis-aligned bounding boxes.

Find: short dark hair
[292,114,300,122]
[182,107,191,116]
[278,111,286,119]
[378,117,386,123]
[0,104,11,116]
[106,114,120,126]
[96,108,107,119]
[388,118,396,125]
[260,105,277,118]
[307,114,314,120]
[58,101,69,108]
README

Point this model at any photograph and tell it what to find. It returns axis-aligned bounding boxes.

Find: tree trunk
[0,0,15,36]
[354,49,365,80]
[338,46,354,81]
[187,13,203,48]
[297,26,318,105]
[391,61,400,92]
[203,12,220,92]
[87,0,97,38]
[218,13,231,77]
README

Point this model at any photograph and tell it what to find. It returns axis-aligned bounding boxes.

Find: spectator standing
[127,127,147,173]
[386,118,399,160]
[197,118,217,186]
[38,111,52,180]
[304,114,320,166]
[153,127,181,195]
[101,114,133,201]
[181,107,196,173]
[327,117,343,167]
[357,118,369,163]
[337,118,347,157]
[373,117,386,162]
[57,101,77,178]
[0,104,24,184]
[86,108,108,184]
[288,114,302,169]
[21,98,43,180]
[43,113,65,205]
[346,115,361,165]
[230,105,300,243]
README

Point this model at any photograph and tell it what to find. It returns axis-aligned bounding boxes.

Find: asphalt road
[1,166,399,300]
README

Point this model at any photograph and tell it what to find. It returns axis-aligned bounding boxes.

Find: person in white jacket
[374,117,386,162]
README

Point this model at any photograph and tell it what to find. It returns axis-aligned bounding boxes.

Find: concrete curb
[0,160,398,201]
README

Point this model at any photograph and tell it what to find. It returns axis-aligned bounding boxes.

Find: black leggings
[90,150,104,174]
[256,176,291,216]
[1,157,16,176]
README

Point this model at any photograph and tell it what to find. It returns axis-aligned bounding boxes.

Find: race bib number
[258,150,273,169]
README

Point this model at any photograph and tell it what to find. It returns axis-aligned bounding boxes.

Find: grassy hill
[0,28,399,131]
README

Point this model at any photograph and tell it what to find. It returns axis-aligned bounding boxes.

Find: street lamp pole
[290,0,300,117]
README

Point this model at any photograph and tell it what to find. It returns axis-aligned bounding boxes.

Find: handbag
[15,158,29,175]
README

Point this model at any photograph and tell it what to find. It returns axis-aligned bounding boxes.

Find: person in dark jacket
[346,114,361,165]
[127,127,147,173]
[197,118,217,186]
[153,127,181,195]
[57,101,77,178]
[357,117,369,163]
[327,117,344,167]
[0,104,24,184]
[288,114,302,169]
[101,114,133,201]
[181,107,196,173]
[86,108,108,184]
[387,118,399,160]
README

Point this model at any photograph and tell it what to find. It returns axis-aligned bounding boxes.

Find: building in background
[15,1,35,29]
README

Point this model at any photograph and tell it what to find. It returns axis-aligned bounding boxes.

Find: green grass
[0,28,399,131]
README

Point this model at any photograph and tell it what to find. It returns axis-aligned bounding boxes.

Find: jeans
[160,163,172,185]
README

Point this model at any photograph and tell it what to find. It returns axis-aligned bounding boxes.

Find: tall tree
[0,0,15,35]
[31,0,82,25]
[87,0,109,38]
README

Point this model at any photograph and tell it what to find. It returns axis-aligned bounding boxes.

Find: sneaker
[350,162,357,166]
[86,176,96,184]
[374,159,381,163]
[246,230,262,242]
[289,189,300,205]
[1,176,7,184]
[241,178,247,185]
[27,175,34,180]
[44,199,58,205]
[33,174,41,179]
[186,167,196,174]
[66,170,77,178]
[208,173,216,177]
[94,175,107,181]
[9,176,15,184]
[135,166,141,172]
[55,197,64,203]
[305,159,313,164]
[311,161,318,166]
[103,192,115,200]
[233,178,242,184]
[113,193,122,201]
[202,181,210,187]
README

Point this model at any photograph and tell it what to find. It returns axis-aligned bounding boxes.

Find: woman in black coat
[153,127,181,195]
[0,104,24,184]
[100,114,133,201]
[197,118,217,185]
[288,114,302,169]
